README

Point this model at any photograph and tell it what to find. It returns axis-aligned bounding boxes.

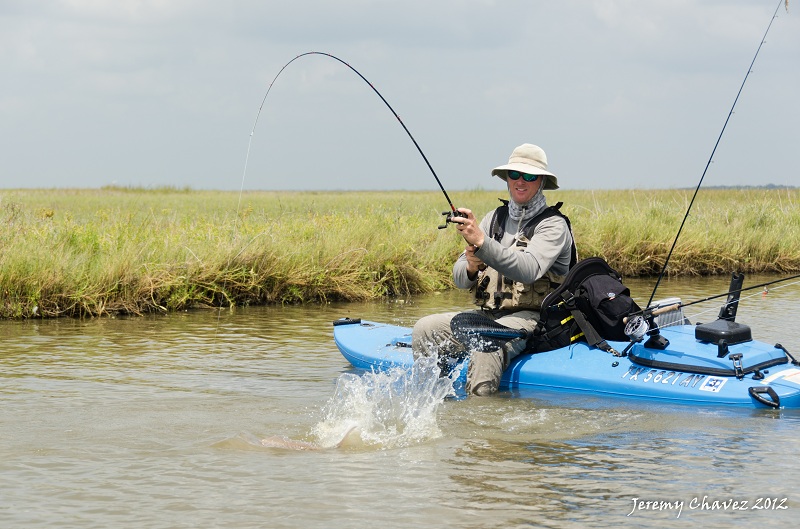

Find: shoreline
[2,187,798,319]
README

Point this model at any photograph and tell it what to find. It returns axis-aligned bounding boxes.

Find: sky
[1,0,797,192]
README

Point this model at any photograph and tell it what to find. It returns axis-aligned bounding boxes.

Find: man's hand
[465,244,486,280]
[455,208,485,248]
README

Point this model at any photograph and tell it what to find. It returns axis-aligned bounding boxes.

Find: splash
[311,355,463,449]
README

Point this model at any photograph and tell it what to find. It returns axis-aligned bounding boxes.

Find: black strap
[561,290,622,356]
[775,343,800,366]
[488,199,509,242]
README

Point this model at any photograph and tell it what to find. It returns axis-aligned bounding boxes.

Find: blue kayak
[333,318,800,409]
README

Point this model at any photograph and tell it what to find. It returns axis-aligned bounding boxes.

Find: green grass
[1,187,798,318]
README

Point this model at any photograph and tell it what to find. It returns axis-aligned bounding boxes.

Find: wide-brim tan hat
[491,143,559,190]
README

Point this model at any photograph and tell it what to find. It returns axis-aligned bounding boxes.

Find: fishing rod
[635,272,800,321]
[241,51,463,228]
[219,52,463,339]
[623,272,799,348]
[647,0,788,308]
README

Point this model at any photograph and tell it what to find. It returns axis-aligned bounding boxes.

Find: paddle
[450,312,528,353]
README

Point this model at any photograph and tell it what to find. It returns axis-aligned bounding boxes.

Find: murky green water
[1,275,799,528]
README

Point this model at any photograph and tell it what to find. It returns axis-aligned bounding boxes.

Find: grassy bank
[1,187,798,318]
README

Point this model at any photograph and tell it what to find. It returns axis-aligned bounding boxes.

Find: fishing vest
[472,201,577,311]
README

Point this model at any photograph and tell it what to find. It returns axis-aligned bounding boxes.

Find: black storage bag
[575,273,638,342]
[531,257,640,353]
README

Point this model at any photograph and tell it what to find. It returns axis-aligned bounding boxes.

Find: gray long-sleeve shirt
[453,208,574,289]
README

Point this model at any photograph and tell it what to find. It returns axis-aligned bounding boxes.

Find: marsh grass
[1,187,798,318]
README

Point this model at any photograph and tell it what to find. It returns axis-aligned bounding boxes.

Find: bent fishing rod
[647,0,788,308]
[220,52,460,333]
[241,51,463,228]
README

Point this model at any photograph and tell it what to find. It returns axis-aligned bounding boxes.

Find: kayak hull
[333,318,800,409]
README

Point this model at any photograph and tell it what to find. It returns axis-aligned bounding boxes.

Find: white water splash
[311,356,463,449]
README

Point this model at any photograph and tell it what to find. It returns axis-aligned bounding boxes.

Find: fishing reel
[623,301,682,350]
[438,209,466,229]
[620,314,658,356]
[624,315,650,342]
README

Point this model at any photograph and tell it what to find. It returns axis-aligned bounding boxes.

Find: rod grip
[623,303,680,324]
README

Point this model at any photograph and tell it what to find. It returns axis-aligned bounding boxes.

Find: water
[1,275,799,528]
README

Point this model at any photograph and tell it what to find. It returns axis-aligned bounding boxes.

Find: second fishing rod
[646,0,789,307]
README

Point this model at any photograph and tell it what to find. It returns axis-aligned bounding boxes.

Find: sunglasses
[507,170,539,182]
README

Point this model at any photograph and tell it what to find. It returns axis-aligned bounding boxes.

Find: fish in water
[260,426,357,451]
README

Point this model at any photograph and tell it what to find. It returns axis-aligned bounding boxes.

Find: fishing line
[647,0,788,308]
[237,51,458,221]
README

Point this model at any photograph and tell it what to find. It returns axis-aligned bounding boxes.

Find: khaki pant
[411,310,539,396]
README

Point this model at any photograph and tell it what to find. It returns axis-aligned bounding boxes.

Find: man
[412,143,575,396]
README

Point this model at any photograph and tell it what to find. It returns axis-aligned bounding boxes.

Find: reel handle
[438,209,466,229]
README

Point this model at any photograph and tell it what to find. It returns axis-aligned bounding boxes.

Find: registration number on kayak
[621,366,727,392]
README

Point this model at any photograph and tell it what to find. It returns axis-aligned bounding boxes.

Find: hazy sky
[1,0,797,192]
